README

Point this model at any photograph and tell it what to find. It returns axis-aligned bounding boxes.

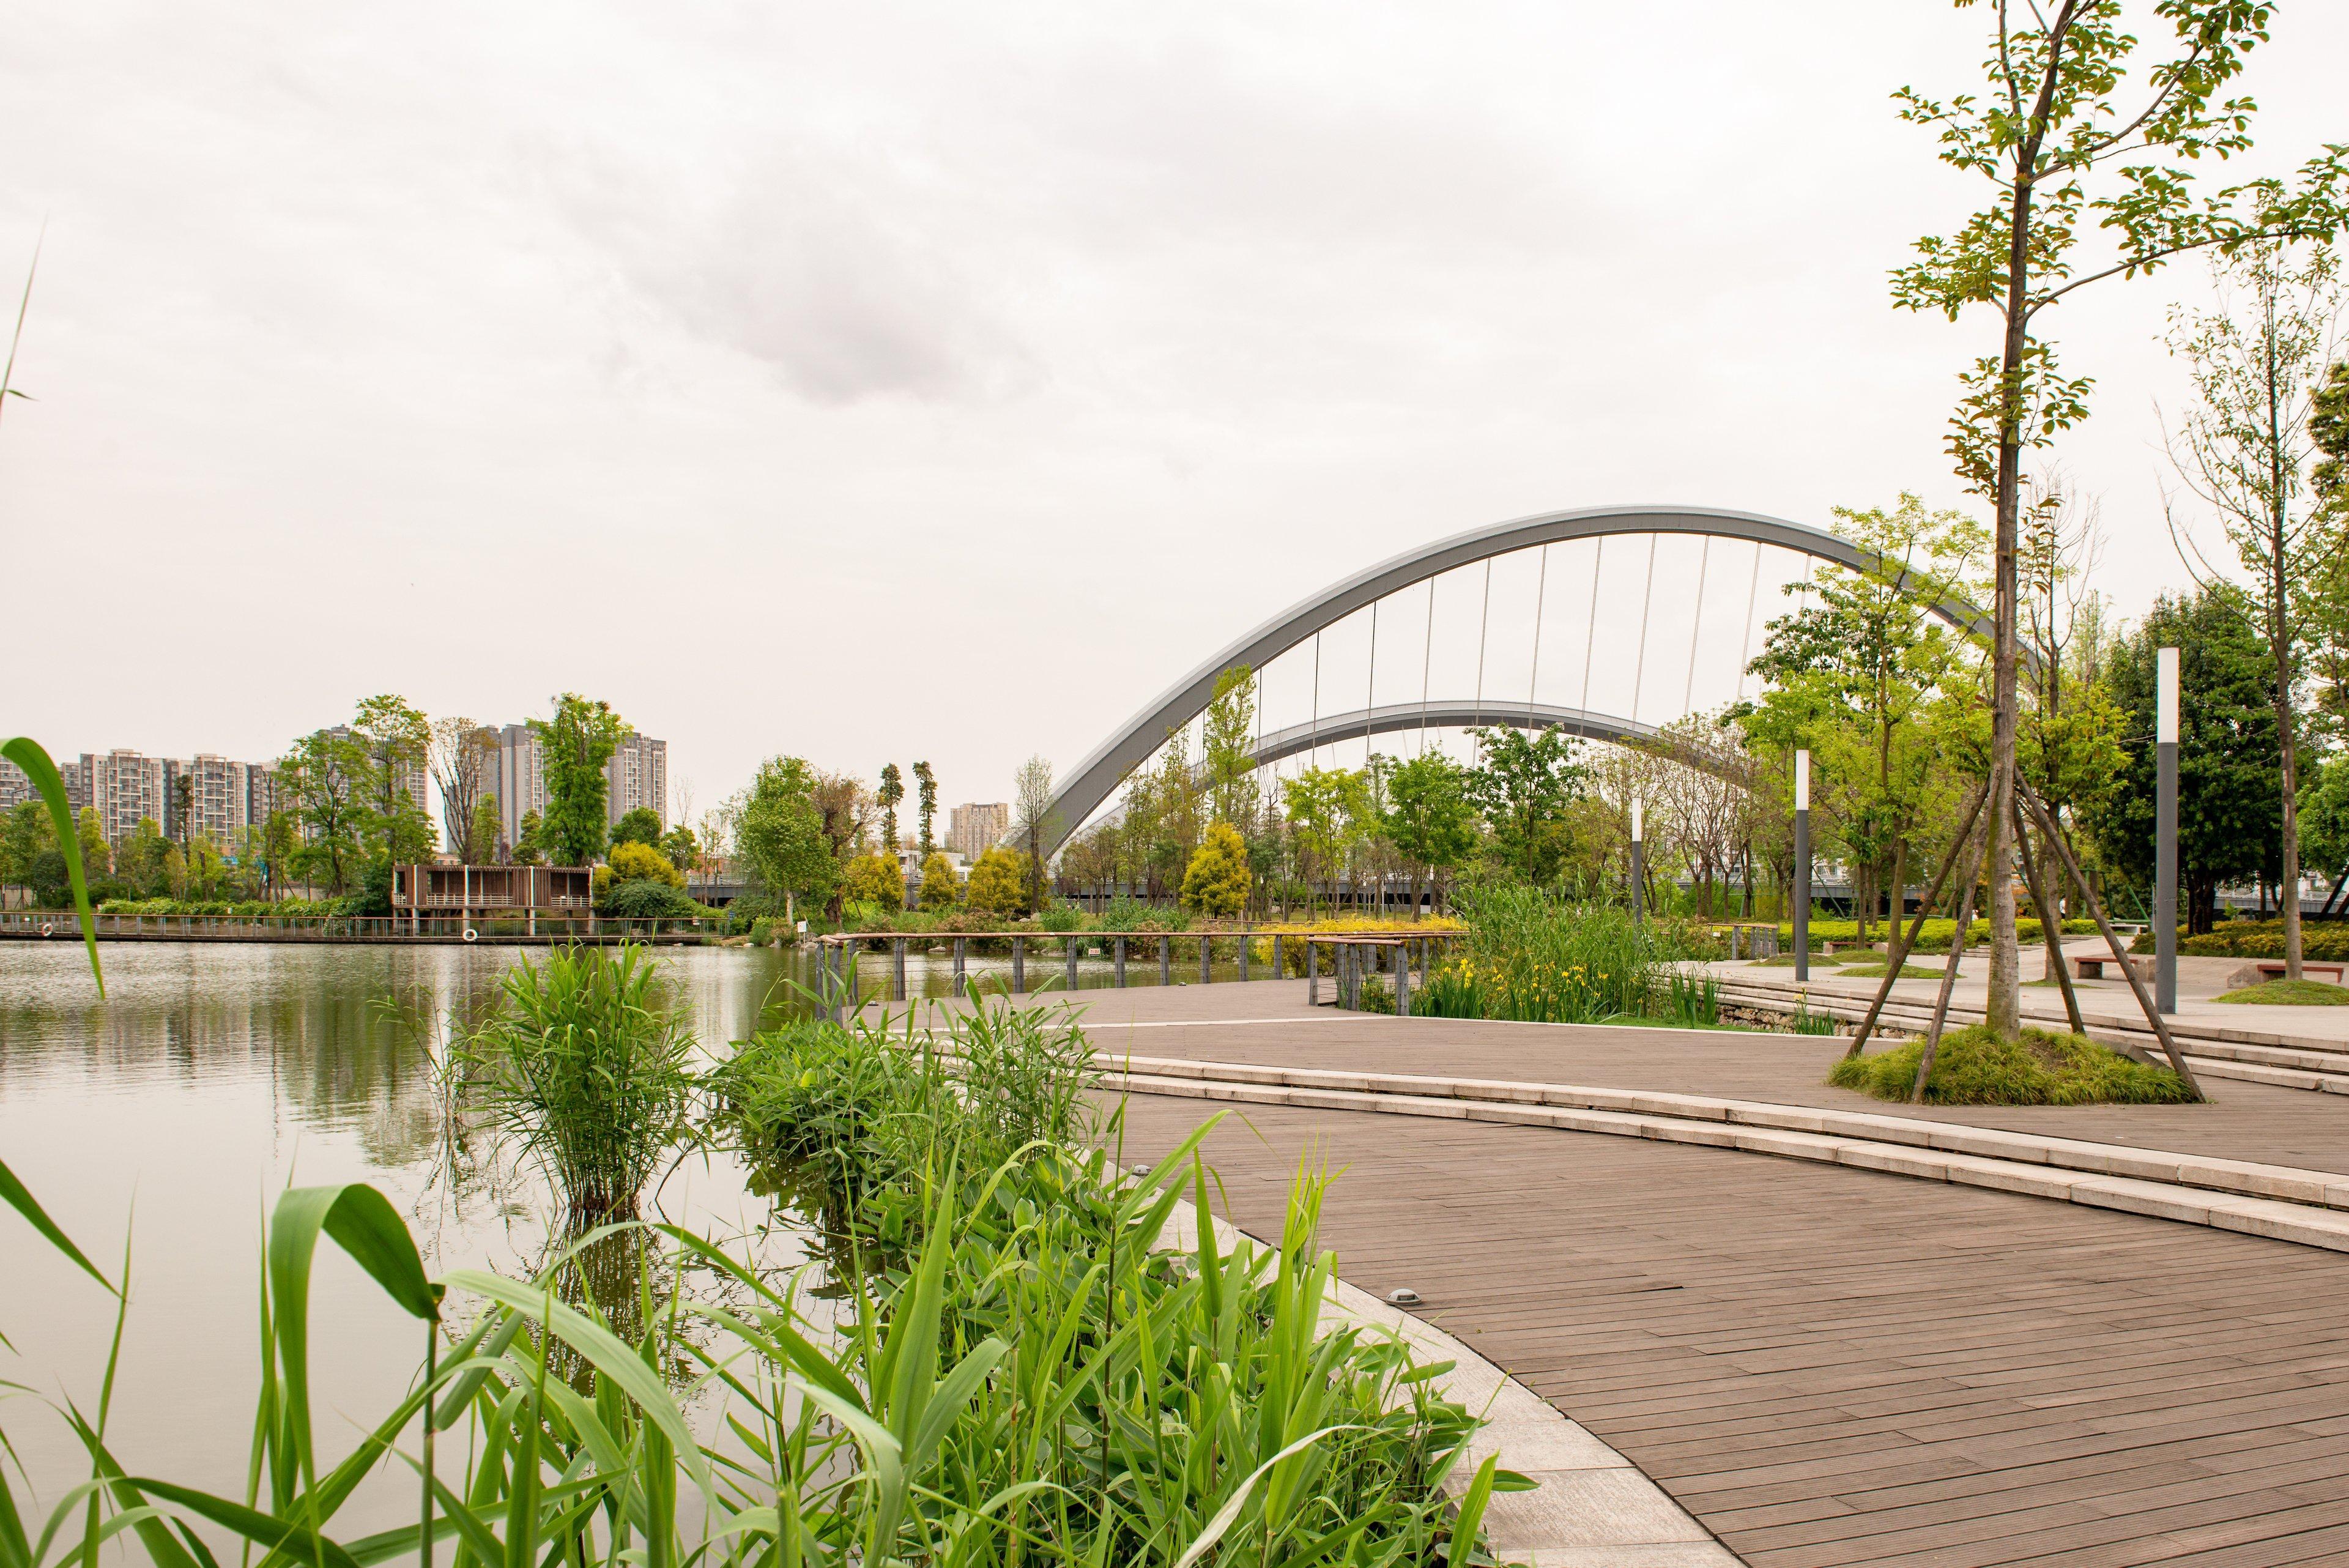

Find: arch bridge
[1042,503,1999,856]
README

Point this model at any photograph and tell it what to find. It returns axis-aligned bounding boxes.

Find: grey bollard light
[1307,940,1318,1005]
[2156,646,2179,1014]
[1160,935,1172,987]
[1238,926,1250,981]
[892,938,907,1002]
[1115,935,1127,987]
[953,937,967,997]
[1012,936,1026,995]
[1065,935,1078,992]
[1793,749,1811,984]
[1200,934,1211,986]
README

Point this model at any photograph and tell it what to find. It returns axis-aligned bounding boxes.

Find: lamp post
[1794,749,1811,983]
[1629,799,1645,923]
[2156,646,2179,1014]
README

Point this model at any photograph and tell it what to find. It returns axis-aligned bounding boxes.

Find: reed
[459,944,695,1219]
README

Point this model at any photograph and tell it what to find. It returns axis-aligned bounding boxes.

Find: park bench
[2072,953,2154,983]
[2252,960,2347,984]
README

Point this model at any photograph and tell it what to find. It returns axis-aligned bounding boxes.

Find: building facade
[80,751,169,845]
[948,801,1010,861]
[495,724,550,853]
[164,754,253,847]
[605,735,667,831]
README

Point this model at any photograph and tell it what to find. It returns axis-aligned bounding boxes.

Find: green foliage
[964,844,1025,915]
[1776,915,2095,953]
[841,850,905,908]
[608,839,686,887]
[468,792,501,866]
[1097,894,1187,932]
[2214,978,2349,1005]
[1201,666,1261,826]
[600,879,705,920]
[736,756,834,912]
[460,945,694,1217]
[658,821,698,871]
[514,807,546,865]
[1181,819,1252,916]
[1,737,102,989]
[610,805,662,848]
[1831,1025,2197,1105]
[281,724,373,893]
[1430,884,1660,1024]
[1835,962,1942,981]
[877,762,904,853]
[2084,587,2285,926]
[1462,724,1586,882]
[2132,918,2349,962]
[917,849,961,909]
[531,693,628,866]
[2302,751,2349,879]
[912,758,937,856]
[1381,751,1478,884]
[352,692,435,864]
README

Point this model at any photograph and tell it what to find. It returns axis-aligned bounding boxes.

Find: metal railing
[0,911,722,944]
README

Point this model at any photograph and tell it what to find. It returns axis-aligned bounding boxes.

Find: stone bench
[2073,953,2154,983]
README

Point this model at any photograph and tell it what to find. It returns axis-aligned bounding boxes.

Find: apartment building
[164,754,253,846]
[80,750,169,845]
[605,734,667,831]
[495,723,550,853]
[948,801,1010,860]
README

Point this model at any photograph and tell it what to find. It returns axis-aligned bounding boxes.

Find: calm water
[0,935,1226,1531]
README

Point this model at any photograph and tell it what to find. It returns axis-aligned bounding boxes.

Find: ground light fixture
[1386,1287,1423,1306]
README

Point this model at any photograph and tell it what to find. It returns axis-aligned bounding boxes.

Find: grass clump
[1752,952,1849,967]
[1829,1024,2196,1105]
[461,943,695,1217]
[1836,962,1942,980]
[2213,978,2349,1005]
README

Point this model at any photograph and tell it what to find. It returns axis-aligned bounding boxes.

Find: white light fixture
[2158,647,2180,744]
[1795,749,1810,811]
[1631,799,1644,842]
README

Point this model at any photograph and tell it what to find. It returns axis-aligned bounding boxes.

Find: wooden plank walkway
[1045,983,2349,1566]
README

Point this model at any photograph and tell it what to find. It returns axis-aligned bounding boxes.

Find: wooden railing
[813,927,1461,1017]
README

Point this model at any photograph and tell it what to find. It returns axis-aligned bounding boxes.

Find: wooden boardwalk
[1063,985,2349,1566]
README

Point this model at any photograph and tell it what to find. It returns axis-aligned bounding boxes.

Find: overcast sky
[4,1,2343,823]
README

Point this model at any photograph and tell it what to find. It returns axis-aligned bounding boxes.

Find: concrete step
[1110,1059,2349,1254]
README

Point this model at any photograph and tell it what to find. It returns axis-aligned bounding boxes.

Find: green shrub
[1446,884,1658,1023]
[2129,918,2349,961]
[1099,895,1188,932]
[1781,916,2096,954]
[1829,1024,2197,1105]
[2213,978,2349,1005]
[600,879,704,920]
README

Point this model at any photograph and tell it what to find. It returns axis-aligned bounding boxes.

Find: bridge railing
[0,910,723,944]
[814,926,1462,1017]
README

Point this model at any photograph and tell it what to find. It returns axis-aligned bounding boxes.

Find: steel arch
[1042,503,1998,853]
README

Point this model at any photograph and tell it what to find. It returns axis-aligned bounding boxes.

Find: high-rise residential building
[605,735,667,831]
[324,725,431,830]
[165,754,252,846]
[247,765,289,831]
[80,750,168,845]
[495,723,550,854]
[948,801,1010,861]
[0,756,86,814]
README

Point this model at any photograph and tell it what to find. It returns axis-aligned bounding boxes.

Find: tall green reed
[1430,885,1659,1024]
[459,945,694,1219]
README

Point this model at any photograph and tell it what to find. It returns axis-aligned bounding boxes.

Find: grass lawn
[1751,953,1848,967]
[1828,1024,2197,1105]
[2213,978,2349,1005]
[1836,962,1942,981]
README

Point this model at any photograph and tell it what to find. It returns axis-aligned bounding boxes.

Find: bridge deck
[1036,983,2349,1567]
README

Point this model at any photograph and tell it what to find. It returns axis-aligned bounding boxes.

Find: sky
[4,1,2344,828]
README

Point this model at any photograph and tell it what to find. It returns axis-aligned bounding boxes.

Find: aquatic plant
[460,943,695,1218]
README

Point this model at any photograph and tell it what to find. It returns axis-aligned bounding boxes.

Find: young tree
[514,809,546,867]
[283,726,373,894]
[470,793,502,865]
[1893,0,2346,1035]
[1380,751,1477,913]
[919,849,962,910]
[965,845,1026,916]
[841,851,904,910]
[2,799,56,902]
[735,757,833,923]
[1012,754,1056,912]
[259,809,297,897]
[912,760,938,857]
[2309,358,2349,727]
[352,694,434,864]
[2164,244,2342,975]
[530,694,626,866]
[1181,820,1253,918]
[658,822,699,874]
[429,718,498,864]
[1282,767,1356,917]
[606,841,685,889]
[877,764,904,855]
[611,806,663,848]
[1463,724,1588,884]
[2085,587,2284,931]
[1201,667,1261,827]
[75,806,109,882]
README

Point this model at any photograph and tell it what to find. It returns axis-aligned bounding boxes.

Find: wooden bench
[2072,953,2154,982]
[2252,960,2347,984]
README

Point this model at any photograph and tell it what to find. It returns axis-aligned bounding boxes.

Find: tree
[283,726,373,894]
[735,757,833,922]
[260,809,298,897]
[1463,724,1588,884]
[877,764,904,855]
[611,806,662,850]
[531,694,627,866]
[2309,357,2349,727]
[1201,667,1261,827]
[2,799,56,902]
[353,694,434,864]
[919,850,962,910]
[1893,0,2347,1036]
[2301,750,2349,897]
[1013,754,1056,912]
[116,818,169,898]
[514,809,546,867]
[913,761,938,857]
[1380,751,1477,912]
[965,845,1026,916]
[1741,497,1981,936]
[1181,820,1252,918]
[470,793,502,866]
[2162,242,2340,976]
[607,840,685,889]
[1282,767,1357,916]
[75,806,109,882]
[2084,588,2284,931]
[658,823,699,874]
[429,717,498,863]
[841,852,905,910]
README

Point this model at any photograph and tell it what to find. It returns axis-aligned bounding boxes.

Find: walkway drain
[1386,1287,1422,1307]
